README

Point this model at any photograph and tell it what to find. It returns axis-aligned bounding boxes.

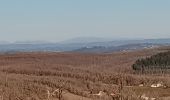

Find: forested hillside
[132,51,170,71]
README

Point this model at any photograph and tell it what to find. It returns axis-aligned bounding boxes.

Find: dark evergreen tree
[132,51,170,72]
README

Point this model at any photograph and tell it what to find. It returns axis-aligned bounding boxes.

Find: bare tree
[46,81,67,100]
[118,74,124,100]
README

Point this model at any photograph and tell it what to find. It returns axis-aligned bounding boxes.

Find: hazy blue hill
[0,38,169,53]
[60,37,113,44]
[72,43,160,53]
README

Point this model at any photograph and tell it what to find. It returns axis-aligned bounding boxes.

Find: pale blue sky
[0,0,170,42]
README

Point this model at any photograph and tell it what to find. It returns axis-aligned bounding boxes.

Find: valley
[0,47,170,100]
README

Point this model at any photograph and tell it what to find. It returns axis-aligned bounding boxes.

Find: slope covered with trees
[132,51,170,71]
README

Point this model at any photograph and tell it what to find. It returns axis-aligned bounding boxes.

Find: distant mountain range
[60,37,114,44]
[0,38,170,53]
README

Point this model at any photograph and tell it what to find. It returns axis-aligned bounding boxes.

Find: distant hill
[14,40,51,44]
[61,38,170,47]
[72,43,161,53]
[0,38,170,53]
[60,37,113,44]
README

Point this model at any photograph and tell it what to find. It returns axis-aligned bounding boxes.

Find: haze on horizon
[0,0,170,42]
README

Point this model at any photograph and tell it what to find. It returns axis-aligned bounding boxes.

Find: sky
[0,0,170,42]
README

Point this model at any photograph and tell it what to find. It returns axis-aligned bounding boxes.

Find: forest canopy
[132,51,170,71]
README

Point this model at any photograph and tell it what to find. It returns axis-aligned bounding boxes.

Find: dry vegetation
[0,47,170,100]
